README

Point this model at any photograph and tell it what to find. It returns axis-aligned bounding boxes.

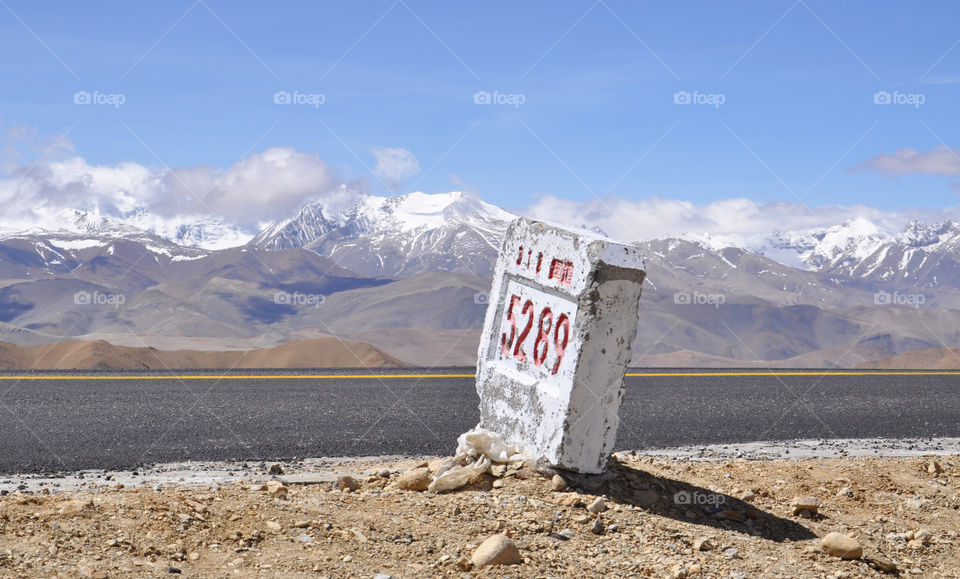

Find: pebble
[376,468,391,478]
[590,518,605,535]
[266,521,282,532]
[821,532,863,560]
[471,534,522,566]
[492,479,505,488]
[723,547,739,559]
[551,474,568,492]
[265,481,287,499]
[587,497,606,514]
[693,537,715,552]
[791,495,821,516]
[166,567,182,574]
[374,574,394,579]
[558,528,574,539]
[337,475,360,492]
[866,554,898,572]
[837,487,853,497]
[927,460,943,474]
[268,463,284,475]
[392,468,431,491]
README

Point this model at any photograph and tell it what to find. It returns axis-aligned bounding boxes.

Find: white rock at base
[392,467,431,491]
[471,534,522,566]
[587,497,606,514]
[551,474,568,492]
[821,532,863,559]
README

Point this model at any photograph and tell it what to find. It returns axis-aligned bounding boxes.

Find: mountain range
[1,191,959,368]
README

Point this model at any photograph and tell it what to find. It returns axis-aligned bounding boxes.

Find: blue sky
[2,0,959,215]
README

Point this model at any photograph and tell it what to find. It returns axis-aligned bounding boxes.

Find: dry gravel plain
[1,452,958,578]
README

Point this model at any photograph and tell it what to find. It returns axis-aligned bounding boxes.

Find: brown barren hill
[857,346,960,370]
[0,338,407,370]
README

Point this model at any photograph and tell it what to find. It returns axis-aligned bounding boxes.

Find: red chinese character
[548,259,574,286]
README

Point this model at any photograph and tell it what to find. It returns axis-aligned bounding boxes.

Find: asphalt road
[0,369,958,474]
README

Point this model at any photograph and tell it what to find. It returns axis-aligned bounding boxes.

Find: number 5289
[500,294,571,375]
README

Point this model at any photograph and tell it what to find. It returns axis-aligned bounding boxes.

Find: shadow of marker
[556,459,817,543]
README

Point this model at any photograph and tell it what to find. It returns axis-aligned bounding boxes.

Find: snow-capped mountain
[6,192,960,291]
[763,218,891,271]
[251,191,516,277]
[0,207,252,251]
[809,220,960,287]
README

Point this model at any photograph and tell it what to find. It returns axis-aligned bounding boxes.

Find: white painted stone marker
[475,217,645,474]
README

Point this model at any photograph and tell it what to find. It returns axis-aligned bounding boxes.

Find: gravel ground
[1,440,959,578]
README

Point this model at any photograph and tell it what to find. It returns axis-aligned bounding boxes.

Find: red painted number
[501,296,571,376]
[500,295,521,355]
[552,313,570,375]
[513,299,534,362]
[533,307,553,367]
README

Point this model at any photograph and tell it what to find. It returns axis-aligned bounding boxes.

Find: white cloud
[852,145,960,177]
[0,147,344,231]
[521,195,960,267]
[371,147,420,184]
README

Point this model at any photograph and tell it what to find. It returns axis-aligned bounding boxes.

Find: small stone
[915,529,932,543]
[723,547,739,559]
[837,487,853,498]
[713,509,746,522]
[551,474,568,492]
[337,475,360,492]
[866,554,898,572]
[60,499,92,516]
[188,552,200,561]
[342,555,353,563]
[266,521,282,532]
[376,468,391,478]
[265,481,288,499]
[166,567,182,574]
[634,489,658,506]
[268,463,284,475]
[299,533,314,543]
[927,460,943,474]
[688,563,702,575]
[738,489,755,501]
[492,479,505,488]
[821,532,863,560]
[587,497,606,514]
[471,534,522,566]
[393,467,431,491]
[791,495,821,516]
[692,537,715,552]
[293,520,310,528]
[374,574,394,579]
[590,518,605,535]
[671,564,688,578]
[558,529,574,539]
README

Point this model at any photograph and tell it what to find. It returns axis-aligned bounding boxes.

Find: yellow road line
[0,371,956,380]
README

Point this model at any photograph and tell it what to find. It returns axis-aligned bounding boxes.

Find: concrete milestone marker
[476,217,645,474]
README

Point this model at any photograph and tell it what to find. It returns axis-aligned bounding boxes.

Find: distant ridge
[857,347,960,370]
[0,338,407,370]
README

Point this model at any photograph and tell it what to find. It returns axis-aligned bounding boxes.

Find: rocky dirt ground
[0,451,958,578]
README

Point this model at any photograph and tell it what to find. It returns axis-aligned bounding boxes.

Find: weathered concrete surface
[475,217,645,473]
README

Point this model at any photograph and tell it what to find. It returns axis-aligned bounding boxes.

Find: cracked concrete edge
[3,438,959,494]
